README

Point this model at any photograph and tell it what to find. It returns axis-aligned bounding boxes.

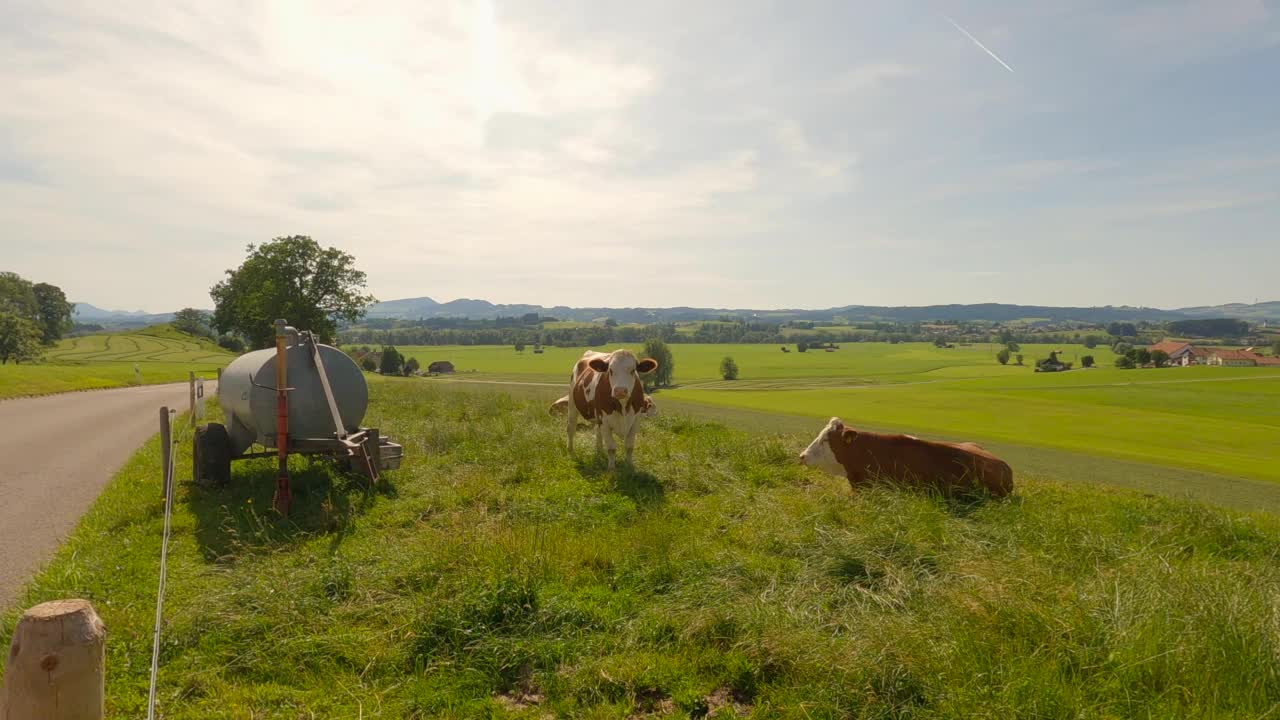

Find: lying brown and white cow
[564,349,659,469]
[800,417,1013,497]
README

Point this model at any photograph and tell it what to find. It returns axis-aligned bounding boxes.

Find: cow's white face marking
[800,417,846,477]
[588,351,656,405]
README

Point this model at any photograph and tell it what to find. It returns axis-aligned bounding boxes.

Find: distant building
[1208,350,1259,367]
[1148,340,1210,366]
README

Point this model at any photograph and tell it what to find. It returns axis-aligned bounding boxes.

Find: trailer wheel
[194,423,232,488]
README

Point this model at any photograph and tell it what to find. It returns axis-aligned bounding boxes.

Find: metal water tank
[217,334,368,456]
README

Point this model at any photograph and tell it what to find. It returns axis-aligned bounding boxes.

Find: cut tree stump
[0,599,105,720]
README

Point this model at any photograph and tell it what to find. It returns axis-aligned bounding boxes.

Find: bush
[404,357,420,376]
[1116,356,1136,369]
[1082,355,1095,368]
[1015,353,1024,366]
[217,334,246,353]
[514,342,525,352]
[719,356,739,380]
[1151,350,1169,368]
[996,349,1010,365]
[361,356,376,372]
[797,341,808,353]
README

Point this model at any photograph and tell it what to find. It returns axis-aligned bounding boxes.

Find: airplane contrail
[944,15,1014,73]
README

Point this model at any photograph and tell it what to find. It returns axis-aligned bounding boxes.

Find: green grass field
[4,380,1279,717]
[384,342,1280,485]
[386,341,1114,385]
[0,325,231,399]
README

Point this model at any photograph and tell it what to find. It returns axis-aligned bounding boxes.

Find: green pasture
[5,381,1279,717]
[386,341,1113,385]
[388,342,1280,485]
[0,325,232,399]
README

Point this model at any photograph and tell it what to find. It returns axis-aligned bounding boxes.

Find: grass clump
[3,378,1279,717]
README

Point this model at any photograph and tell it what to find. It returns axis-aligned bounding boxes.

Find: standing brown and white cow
[800,417,1013,497]
[564,349,659,469]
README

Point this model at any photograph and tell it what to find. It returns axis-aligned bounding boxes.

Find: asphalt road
[0,382,212,610]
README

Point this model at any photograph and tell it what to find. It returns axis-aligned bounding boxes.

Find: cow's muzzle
[613,388,629,400]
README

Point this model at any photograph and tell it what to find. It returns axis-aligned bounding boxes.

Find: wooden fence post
[0,599,106,720]
[159,407,171,500]
[188,372,196,427]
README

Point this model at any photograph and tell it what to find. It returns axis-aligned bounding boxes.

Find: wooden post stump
[0,599,105,720]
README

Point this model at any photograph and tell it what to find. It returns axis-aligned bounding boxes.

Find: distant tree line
[1165,318,1250,339]
[340,318,1133,349]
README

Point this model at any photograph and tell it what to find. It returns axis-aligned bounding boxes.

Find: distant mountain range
[72,303,178,327]
[364,297,1280,325]
[72,298,1280,328]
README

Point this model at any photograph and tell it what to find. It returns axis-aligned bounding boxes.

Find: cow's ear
[589,358,610,372]
[841,428,858,445]
[636,358,658,374]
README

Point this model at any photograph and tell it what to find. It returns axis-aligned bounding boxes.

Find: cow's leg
[595,422,604,454]
[624,419,639,465]
[602,423,619,470]
[565,385,577,455]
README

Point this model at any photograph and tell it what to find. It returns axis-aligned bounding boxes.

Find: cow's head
[588,350,658,403]
[799,416,854,476]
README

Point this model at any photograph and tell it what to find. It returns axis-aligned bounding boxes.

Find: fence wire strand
[147,409,180,720]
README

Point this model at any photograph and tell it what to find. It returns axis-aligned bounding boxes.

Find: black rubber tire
[193,423,232,488]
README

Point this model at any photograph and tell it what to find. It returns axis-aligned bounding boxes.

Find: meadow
[4,379,1279,717]
[0,325,231,399]
[388,342,1280,485]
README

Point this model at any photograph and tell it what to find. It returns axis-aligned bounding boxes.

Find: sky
[2,1,1279,313]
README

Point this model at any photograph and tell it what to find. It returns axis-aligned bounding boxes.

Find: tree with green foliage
[403,357,420,376]
[1082,355,1095,368]
[211,236,376,349]
[1116,356,1136,369]
[32,283,72,344]
[719,356,739,380]
[642,337,674,388]
[1015,353,1024,365]
[1112,341,1133,356]
[173,308,214,338]
[0,312,43,364]
[1,272,73,346]
[379,346,403,375]
[0,272,38,319]
[1108,322,1137,338]
[797,341,808,353]
[515,342,525,352]
[361,356,376,372]
[1273,339,1280,357]
[1134,348,1152,366]
[996,348,1010,365]
[1150,349,1170,368]
[1084,336,1099,349]
[1006,342,1020,353]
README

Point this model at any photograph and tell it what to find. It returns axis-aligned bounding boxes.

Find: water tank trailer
[193,319,403,513]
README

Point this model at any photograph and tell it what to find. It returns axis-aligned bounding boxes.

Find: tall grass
[3,379,1278,717]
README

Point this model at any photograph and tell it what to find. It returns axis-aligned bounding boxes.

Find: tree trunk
[0,599,105,720]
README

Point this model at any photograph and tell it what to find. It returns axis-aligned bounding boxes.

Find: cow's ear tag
[842,429,857,445]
